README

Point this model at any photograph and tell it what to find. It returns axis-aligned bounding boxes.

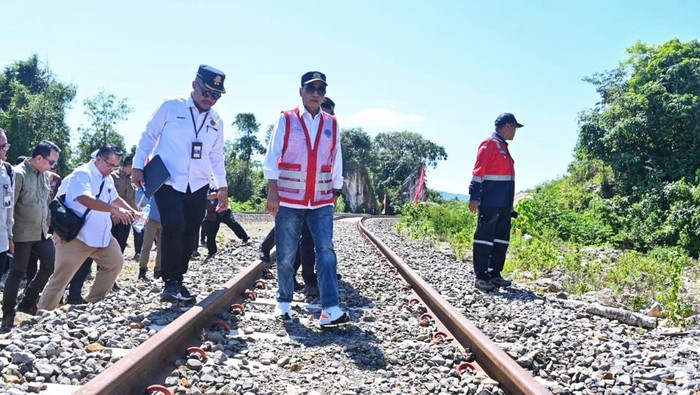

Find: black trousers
[155,184,208,282]
[260,223,316,285]
[472,206,511,280]
[2,236,55,315]
[205,209,249,255]
[111,223,130,253]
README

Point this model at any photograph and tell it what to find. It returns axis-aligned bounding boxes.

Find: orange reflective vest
[277,108,338,207]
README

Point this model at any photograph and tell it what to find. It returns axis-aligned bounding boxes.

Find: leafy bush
[398,202,476,259]
[230,199,266,212]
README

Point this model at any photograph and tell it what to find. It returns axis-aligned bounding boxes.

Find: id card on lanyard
[190,108,208,159]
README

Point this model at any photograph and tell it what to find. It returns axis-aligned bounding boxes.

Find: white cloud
[340,108,424,131]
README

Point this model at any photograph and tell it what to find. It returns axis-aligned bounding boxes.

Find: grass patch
[400,201,698,325]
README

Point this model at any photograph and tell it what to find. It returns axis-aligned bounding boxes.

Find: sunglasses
[99,156,120,168]
[198,83,221,100]
[304,85,327,96]
[43,156,57,166]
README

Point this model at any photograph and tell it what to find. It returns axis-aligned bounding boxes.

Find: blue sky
[1,1,698,195]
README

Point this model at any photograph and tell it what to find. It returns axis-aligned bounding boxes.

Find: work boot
[257,246,271,263]
[138,268,151,282]
[0,314,15,333]
[16,298,38,316]
[489,275,512,288]
[474,278,496,292]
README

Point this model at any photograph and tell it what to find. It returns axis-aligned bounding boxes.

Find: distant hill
[439,191,470,201]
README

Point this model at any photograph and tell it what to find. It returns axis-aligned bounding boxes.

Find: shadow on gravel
[281,320,387,371]
[487,287,542,303]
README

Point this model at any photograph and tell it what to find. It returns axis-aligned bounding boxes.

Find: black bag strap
[4,162,13,187]
[60,180,106,220]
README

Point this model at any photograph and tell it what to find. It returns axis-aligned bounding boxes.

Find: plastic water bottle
[132,204,150,232]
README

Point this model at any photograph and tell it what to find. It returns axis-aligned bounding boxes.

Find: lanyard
[189,108,209,141]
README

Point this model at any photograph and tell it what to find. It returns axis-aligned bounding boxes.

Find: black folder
[142,155,170,198]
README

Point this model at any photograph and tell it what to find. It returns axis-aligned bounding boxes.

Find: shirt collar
[298,103,324,120]
[492,132,507,144]
[89,160,108,180]
[22,158,40,175]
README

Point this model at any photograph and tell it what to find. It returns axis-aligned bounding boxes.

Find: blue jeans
[275,205,339,308]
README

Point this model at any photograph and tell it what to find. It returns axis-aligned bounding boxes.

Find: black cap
[197,65,226,93]
[495,113,523,128]
[301,71,327,86]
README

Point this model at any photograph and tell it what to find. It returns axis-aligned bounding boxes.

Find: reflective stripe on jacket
[277,108,338,207]
[469,133,515,208]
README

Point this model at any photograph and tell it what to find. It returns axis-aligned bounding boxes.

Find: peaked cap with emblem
[197,65,226,94]
[301,71,327,87]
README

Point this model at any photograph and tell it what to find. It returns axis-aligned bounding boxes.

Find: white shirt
[263,104,343,209]
[58,161,118,248]
[133,95,227,193]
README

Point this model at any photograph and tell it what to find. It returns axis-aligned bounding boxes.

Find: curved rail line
[357,218,550,395]
[74,216,550,394]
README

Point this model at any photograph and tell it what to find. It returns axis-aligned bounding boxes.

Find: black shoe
[160,280,181,303]
[16,300,38,316]
[112,282,121,291]
[241,238,251,245]
[489,276,512,288]
[153,270,161,280]
[294,280,304,291]
[191,251,201,258]
[138,268,151,282]
[1,314,15,333]
[132,253,141,261]
[65,296,88,305]
[178,283,195,300]
[200,239,206,246]
[475,278,496,292]
[302,284,320,297]
[257,248,271,263]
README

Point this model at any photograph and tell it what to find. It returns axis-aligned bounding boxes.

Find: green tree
[577,39,700,195]
[227,113,267,202]
[0,54,76,173]
[371,131,447,214]
[74,90,133,164]
[341,128,378,212]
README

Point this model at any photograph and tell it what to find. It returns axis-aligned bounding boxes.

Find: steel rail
[74,260,270,395]
[358,218,550,395]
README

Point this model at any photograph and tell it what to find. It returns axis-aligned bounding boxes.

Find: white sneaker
[275,302,294,320]
[319,305,349,327]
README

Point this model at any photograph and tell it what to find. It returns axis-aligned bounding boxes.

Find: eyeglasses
[45,158,57,166]
[303,85,327,96]
[0,144,10,151]
[99,156,120,169]
[198,83,221,100]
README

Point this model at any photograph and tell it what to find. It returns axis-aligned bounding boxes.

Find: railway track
[0,214,697,394]
[71,216,547,395]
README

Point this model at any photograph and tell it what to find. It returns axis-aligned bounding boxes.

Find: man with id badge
[0,129,13,298]
[2,141,60,331]
[132,65,229,303]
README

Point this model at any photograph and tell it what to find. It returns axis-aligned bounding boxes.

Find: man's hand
[469,200,479,213]
[266,180,280,217]
[111,206,135,225]
[131,168,144,188]
[216,188,228,212]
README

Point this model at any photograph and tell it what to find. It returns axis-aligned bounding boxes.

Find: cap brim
[516,123,524,128]
[203,83,226,94]
[303,78,328,86]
